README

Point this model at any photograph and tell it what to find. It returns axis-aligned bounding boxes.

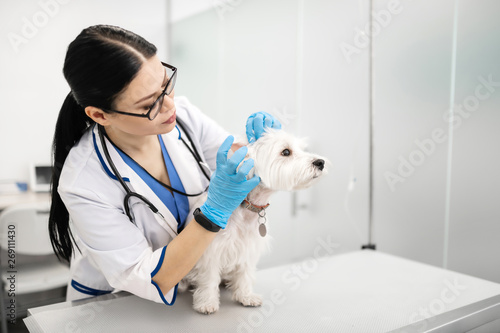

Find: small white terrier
[180,129,327,314]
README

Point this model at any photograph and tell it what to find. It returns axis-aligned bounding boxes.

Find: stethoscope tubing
[97,122,210,224]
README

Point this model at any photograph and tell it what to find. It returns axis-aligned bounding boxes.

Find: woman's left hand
[246,111,282,143]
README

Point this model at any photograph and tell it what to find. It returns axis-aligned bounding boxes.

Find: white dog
[180,129,327,314]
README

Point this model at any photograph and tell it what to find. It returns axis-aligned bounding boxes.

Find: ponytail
[48,25,158,262]
[49,92,90,262]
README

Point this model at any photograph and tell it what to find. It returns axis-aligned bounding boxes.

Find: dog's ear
[228,134,249,159]
[235,150,257,180]
[231,137,256,181]
[246,159,256,180]
[229,134,255,179]
[233,134,249,146]
[233,153,256,180]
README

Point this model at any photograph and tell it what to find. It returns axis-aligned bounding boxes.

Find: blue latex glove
[200,135,260,228]
[246,111,282,143]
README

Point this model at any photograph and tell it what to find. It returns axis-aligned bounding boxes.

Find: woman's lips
[163,110,176,124]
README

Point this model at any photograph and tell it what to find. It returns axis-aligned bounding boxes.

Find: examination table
[24,251,500,332]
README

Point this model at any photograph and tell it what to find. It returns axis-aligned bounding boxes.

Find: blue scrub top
[114,135,190,231]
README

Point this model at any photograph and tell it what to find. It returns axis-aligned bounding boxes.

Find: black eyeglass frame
[102,62,177,121]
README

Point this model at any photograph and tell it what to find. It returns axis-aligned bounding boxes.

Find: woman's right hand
[200,135,260,229]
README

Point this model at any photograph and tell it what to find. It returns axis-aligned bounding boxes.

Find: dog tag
[259,223,267,237]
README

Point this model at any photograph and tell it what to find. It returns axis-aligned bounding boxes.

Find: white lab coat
[58,96,228,305]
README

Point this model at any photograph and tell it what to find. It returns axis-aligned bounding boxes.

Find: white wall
[0,0,168,185]
[170,0,212,23]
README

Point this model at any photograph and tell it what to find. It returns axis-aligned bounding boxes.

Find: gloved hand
[200,135,260,228]
[246,111,282,143]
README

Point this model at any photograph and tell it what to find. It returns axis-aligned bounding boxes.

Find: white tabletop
[24,251,500,332]
[0,191,50,210]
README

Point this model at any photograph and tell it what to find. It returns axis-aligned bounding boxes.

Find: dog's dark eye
[281,149,291,156]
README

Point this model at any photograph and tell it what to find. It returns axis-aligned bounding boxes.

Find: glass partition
[372,0,500,283]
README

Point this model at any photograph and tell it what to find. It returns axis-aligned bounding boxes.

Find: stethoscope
[97,119,211,225]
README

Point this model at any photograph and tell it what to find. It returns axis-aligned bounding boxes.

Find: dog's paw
[235,293,263,307]
[193,302,220,315]
[193,286,220,314]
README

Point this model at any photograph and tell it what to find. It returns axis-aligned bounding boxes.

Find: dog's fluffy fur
[179,129,327,314]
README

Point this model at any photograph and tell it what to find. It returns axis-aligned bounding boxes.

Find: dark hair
[49,25,157,262]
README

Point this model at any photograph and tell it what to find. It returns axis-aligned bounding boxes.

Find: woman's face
[106,55,177,137]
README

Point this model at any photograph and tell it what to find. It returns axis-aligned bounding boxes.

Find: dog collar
[242,199,270,237]
[241,199,270,214]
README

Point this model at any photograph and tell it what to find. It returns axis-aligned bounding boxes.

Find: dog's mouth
[312,169,326,179]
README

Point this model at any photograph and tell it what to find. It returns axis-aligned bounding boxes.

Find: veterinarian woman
[48,25,281,305]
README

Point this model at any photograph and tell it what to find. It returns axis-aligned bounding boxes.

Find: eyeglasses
[103,62,177,121]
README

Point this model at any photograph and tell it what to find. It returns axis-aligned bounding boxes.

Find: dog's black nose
[313,159,325,171]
